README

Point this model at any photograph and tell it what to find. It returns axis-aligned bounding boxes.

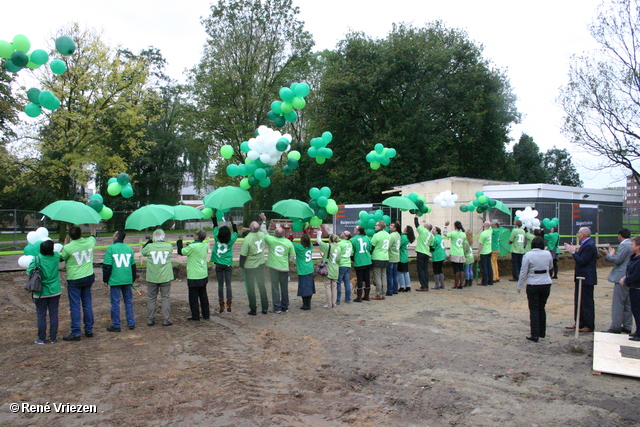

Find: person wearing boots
[444,221,468,289]
[414,216,433,291]
[351,225,372,302]
[431,226,445,289]
[370,220,390,300]
[398,225,415,292]
[478,221,494,286]
[210,213,238,314]
[141,229,174,327]
[386,222,401,295]
[293,233,315,310]
[177,230,210,321]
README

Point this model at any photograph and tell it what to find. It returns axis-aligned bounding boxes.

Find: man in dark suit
[564,227,598,332]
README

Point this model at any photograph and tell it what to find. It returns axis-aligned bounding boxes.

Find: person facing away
[293,232,315,310]
[60,225,96,341]
[103,230,137,332]
[264,225,295,313]
[336,230,353,304]
[177,229,210,321]
[28,240,62,345]
[508,220,526,281]
[141,229,174,327]
[351,225,372,302]
[239,213,269,315]
[210,213,238,313]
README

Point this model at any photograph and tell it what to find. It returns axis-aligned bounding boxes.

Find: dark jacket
[572,237,597,286]
[624,253,640,288]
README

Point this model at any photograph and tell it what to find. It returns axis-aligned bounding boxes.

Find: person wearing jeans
[386,222,401,295]
[210,214,238,313]
[336,231,353,304]
[103,230,137,332]
[351,226,372,302]
[478,221,494,286]
[28,240,61,344]
[414,216,433,291]
[370,220,390,299]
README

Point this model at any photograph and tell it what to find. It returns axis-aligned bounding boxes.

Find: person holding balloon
[386,222,401,295]
[210,214,239,313]
[508,220,527,281]
[370,221,391,299]
[544,226,560,279]
[336,231,353,304]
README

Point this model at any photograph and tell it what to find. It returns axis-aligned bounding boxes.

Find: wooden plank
[592,332,640,378]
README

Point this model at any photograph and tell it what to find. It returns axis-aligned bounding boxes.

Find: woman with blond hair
[316,231,342,308]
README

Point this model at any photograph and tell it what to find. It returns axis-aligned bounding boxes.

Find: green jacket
[399,234,411,263]
[60,236,96,280]
[27,253,62,297]
[141,241,174,283]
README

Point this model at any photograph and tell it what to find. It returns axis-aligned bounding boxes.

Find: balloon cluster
[405,193,431,216]
[365,143,396,170]
[87,193,113,220]
[460,190,497,213]
[515,206,540,230]
[226,126,292,189]
[17,227,63,268]
[433,190,458,208]
[1,35,76,117]
[267,82,310,128]
[307,132,333,164]
[542,217,559,229]
[308,187,339,227]
[356,209,391,237]
[107,173,134,198]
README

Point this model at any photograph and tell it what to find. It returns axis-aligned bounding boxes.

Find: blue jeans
[480,254,493,285]
[464,263,474,280]
[336,267,351,302]
[110,285,135,328]
[386,262,398,293]
[34,295,60,341]
[269,268,289,311]
[67,274,95,336]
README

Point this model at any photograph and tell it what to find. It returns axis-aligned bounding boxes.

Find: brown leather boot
[219,301,226,313]
[362,287,371,301]
[353,289,363,303]
[226,300,232,312]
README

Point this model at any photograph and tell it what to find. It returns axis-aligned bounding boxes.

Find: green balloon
[309,187,320,199]
[320,186,331,198]
[226,164,239,177]
[317,196,328,208]
[108,177,118,185]
[12,34,30,53]
[279,87,294,102]
[294,82,310,97]
[24,103,42,118]
[273,116,285,128]
[460,204,468,212]
[315,156,326,164]
[259,177,271,188]
[0,40,13,59]
[254,167,267,180]
[386,148,397,158]
[276,139,289,151]
[4,59,23,73]
[121,184,134,198]
[370,161,381,170]
[220,145,234,159]
[287,150,301,160]
[240,141,250,153]
[117,173,130,185]
[202,207,213,219]
[287,158,299,169]
[326,201,339,215]
[38,91,60,110]
[50,59,67,75]
[282,165,292,175]
[309,216,322,227]
[30,49,49,65]
[271,100,283,114]
[239,178,250,190]
[478,195,487,204]
[284,110,298,123]
[88,198,104,212]
[99,206,113,220]
[90,193,104,203]
[292,220,304,232]
[280,101,293,114]
[291,96,305,110]
[475,190,484,198]
[107,182,122,196]
[11,51,28,67]
[374,143,384,154]
[55,36,76,56]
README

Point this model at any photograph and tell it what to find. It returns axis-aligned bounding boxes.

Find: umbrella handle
[575,276,585,339]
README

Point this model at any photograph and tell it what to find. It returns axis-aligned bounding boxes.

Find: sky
[2,0,625,189]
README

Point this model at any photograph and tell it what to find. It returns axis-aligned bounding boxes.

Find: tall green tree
[0,67,19,146]
[542,147,583,186]
[511,133,548,184]
[310,22,520,203]
[186,0,315,193]
[559,0,640,186]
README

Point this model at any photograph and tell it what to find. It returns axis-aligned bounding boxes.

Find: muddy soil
[0,260,639,426]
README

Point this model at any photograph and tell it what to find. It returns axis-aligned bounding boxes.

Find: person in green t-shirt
[103,230,137,332]
[60,225,96,341]
[239,213,269,315]
[463,229,475,288]
[544,226,560,279]
[28,240,62,345]
[508,220,526,281]
[386,222,401,295]
[177,229,210,321]
[336,231,353,304]
[141,229,174,327]
[478,221,494,286]
[398,225,415,292]
[524,229,536,253]
[293,233,315,310]
[443,221,468,289]
[265,225,295,313]
[351,226,372,302]
[370,220,391,299]
[414,216,434,291]
[491,221,501,282]
[210,214,238,313]
[317,231,342,308]
[431,226,446,289]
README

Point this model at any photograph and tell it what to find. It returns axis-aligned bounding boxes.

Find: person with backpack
[28,240,61,344]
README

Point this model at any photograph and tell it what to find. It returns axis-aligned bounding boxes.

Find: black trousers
[526,284,551,338]
[416,252,430,289]
[511,253,523,279]
[480,253,493,285]
[188,281,210,320]
[574,281,595,330]
[355,266,370,289]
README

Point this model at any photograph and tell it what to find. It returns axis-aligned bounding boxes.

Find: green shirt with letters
[182,241,209,280]
[370,229,390,261]
[264,234,294,272]
[141,241,174,283]
[509,228,526,254]
[60,236,96,280]
[104,242,136,286]
[351,235,372,267]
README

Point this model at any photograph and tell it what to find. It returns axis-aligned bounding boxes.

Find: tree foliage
[542,147,583,187]
[310,22,520,203]
[559,0,640,186]
[510,133,547,184]
[0,67,19,146]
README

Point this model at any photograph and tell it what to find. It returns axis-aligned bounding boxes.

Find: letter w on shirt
[149,251,170,265]
[113,253,132,268]
[72,249,93,265]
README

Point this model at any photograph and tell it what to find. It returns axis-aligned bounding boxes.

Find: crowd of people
[25,217,640,346]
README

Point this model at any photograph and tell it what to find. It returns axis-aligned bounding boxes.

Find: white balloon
[451,193,459,201]
[532,218,540,227]
[18,255,34,268]
[434,196,442,204]
[54,243,64,253]
[247,150,259,160]
[440,201,448,208]
[27,231,39,244]
[447,201,455,208]
[259,153,271,164]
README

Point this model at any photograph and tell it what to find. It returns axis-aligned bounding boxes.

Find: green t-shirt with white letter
[60,236,96,280]
[104,242,136,286]
[141,241,174,283]
[370,229,390,261]
[264,234,294,272]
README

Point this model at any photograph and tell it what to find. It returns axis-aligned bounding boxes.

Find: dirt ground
[0,257,639,427]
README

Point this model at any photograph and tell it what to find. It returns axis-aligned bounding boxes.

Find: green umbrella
[382,196,418,211]
[172,205,205,221]
[125,204,175,230]
[272,199,315,220]
[493,200,512,216]
[40,200,102,225]
[203,186,252,211]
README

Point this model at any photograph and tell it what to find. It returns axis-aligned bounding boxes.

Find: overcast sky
[3,0,624,189]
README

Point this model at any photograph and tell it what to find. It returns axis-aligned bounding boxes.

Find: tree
[0,67,19,145]
[542,147,583,187]
[511,133,548,184]
[559,0,640,186]
[310,23,520,203]
[186,0,315,193]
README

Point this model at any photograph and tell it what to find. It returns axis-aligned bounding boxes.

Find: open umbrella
[272,199,315,220]
[493,200,511,216]
[382,196,418,211]
[40,200,102,225]
[203,186,252,211]
[172,205,205,221]
[125,204,175,230]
